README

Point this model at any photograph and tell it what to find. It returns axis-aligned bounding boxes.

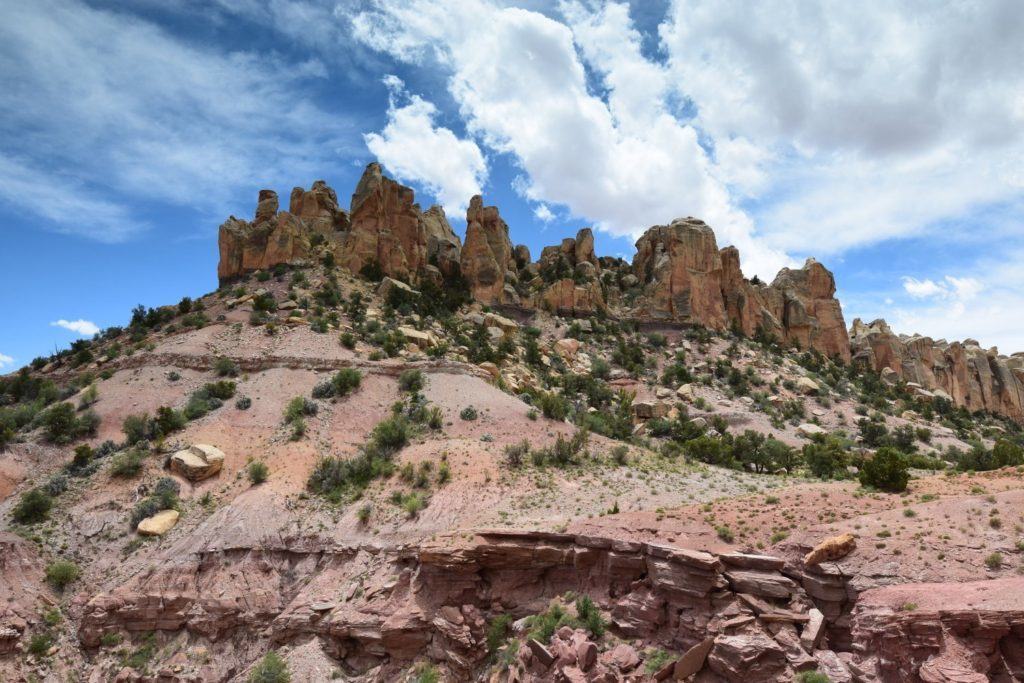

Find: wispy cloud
[0,352,14,369]
[533,204,555,223]
[50,319,100,336]
[0,0,355,241]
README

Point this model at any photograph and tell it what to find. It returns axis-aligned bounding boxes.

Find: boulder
[795,377,820,395]
[137,510,179,536]
[634,401,670,420]
[708,631,788,682]
[554,338,581,359]
[797,423,827,438]
[169,444,225,482]
[377,277,419,301]
[804,533,857,566]
[724,570,798,599]
[673,637,715,679]
[398,327,434,349]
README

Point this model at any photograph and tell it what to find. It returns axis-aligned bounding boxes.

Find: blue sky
[2,0,1023,370]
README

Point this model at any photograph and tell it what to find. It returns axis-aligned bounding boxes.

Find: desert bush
[11,488,53,524]
[859,447,910,492]
[398,369,424,392]
[248,651,291,683]
[248,461,269,485]
[460,405,478,421]
[45,560,81,591]
[110,449,145,478]
[214,357,240,377]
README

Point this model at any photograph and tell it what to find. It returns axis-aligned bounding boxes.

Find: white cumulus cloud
[0,353,13,369]
[351,0,791,277]
[364,76,487,215]
[51,319,100,336]
[533,204,555,223]
[902,276,982,302]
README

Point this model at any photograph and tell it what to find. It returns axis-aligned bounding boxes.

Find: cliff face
[217,183,350,283]
[631,219,851,361]
[460,195,517,305]
[533,228,607,316]
[217,164,461,285]
[851,318,1024,421]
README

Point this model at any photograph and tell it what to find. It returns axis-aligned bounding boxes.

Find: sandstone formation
[218,165,462,287]
[169,444,225,482]
[531,228,608,317]
[632,218,851,361]
[851,318,1024,421]
[342,162,442,284]
[460,195,517,305]
[218,181,349,283]
[80,527,1017,681]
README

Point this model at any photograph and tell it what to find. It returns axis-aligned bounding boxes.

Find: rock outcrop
[218,165,461,287]
[461,195,516,305]
[851,318,1024,421]
[632,219,850,361]
[218,181,349,283]
[79,528,1004,681]
[851,577,1024,681]
[532,228,607,316]
[341,162,445,284]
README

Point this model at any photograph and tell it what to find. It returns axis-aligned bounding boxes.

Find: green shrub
[248,461,269,485]
[366,415,410,458]
[859,447,910,492]
[41,402,97,444]
[123,413,150,444]
[45,560,81,591]
[331,368,362,397]
[12,488,53,524]
[27,632,53,656]
[204,381,237,400]
[110,449,145,478]
[129,477,180,527]
[460,405,478,421]
[340,332,356,349]
[487,614,513,653]
[214,357,239,377]
[398,369,424,392]
[575,595,605,637]
[795,673,831,683]
[236,396,252,410]
[803,437,848,480]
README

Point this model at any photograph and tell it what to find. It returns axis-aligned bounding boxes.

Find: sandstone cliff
[217,182,350,283]
[529,228,607,316]
[851,318,1024,421]
[218,165,462,286]
[460,195,517,305]
[631,218,851,361]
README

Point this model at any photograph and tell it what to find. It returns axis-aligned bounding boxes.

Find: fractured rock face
[218,181,349,283]
[461,195,516,305]
[532,228,607,316]
[631,219,850,360]
[218,165,462,287]
[851,318,1024,422]
[342,162,429,282]
[633,218,728,328]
